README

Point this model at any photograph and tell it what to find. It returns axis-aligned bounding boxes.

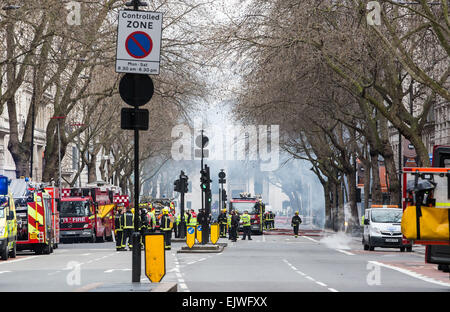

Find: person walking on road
[230,210,240,242]
[291,211,302,238]
[241,210,252,240]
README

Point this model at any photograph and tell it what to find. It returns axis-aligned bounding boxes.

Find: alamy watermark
[171,124,280,172]
[66,1,81,26]
[366,261,381,286]
[66,260,81,286]
[367,1,381,26]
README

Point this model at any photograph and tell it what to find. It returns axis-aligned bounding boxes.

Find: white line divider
[283,259,339,292]
[369,261,450,288]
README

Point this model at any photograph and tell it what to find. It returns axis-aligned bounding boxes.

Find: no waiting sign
[116,10,162,75]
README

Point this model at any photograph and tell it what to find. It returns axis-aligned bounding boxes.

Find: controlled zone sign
[196,224,202,244]
[116,10,162,75]
[186,226,195,248]
[210,223,219,245]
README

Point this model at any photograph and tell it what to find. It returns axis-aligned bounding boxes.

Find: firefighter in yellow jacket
[160,207,173,250]
[122,206,134,250]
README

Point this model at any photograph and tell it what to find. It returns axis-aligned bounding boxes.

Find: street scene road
[1,225,449,292]
[1,0,449,304]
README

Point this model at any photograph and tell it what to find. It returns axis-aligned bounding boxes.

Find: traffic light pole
[180,171,187,239]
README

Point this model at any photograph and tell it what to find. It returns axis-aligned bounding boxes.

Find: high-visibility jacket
[123,211,134,229]
[148,211,156,228]
[187,214,197,226]
[114,213,123,231]
[160,214,171,231]
[241,214,251,226]
[227,215,231,227]
[218,212,227,224]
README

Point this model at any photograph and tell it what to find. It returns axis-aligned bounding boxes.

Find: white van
[362,207,412,252]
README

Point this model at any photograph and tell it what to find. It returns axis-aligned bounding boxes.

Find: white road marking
[0,256,37,265]
[302,236,319,243]
[335,249,355,256]
[369,261,450,288]
[104,268,131,273]
[0,271,11,274]
[283,259,338,292]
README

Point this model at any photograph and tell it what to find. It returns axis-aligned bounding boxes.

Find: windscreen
[231,202,258,214]
[0,197,8,217]
[59,201,90,217]
[371,209,402,223]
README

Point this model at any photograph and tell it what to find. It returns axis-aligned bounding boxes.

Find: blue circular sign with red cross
[125,31,153,59]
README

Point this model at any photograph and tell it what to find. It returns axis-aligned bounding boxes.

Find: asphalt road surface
[0,231,449,292]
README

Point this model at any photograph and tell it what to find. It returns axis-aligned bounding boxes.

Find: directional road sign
[116,10,162,75]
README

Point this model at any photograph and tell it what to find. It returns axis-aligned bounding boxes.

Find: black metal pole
[201,130,204,212]
[131,0,141,282]
[180,171,186,239]
[30,69,36,179]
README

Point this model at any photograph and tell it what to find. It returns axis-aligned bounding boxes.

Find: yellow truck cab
[0,193,17,260]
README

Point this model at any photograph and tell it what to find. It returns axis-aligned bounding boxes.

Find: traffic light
[182,177,188,193]
[174,172,189,194]
[174,179,181,192]
[206,189,212,203]
[222,189,227,202]
[200,166,211,190]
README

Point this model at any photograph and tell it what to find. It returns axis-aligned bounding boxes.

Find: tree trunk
[370,151,383,204]
[87,153,97,183]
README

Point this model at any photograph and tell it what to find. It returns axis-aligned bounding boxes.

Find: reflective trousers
[122,228,133,249]
[220,223,227,237]
[115,230,123,250]
[162,229,172,249]
[293,225,299,236]
[242,226,252,240]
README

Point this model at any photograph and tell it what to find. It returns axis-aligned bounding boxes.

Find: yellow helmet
[295,211,299,215]
[163,207,169,214]
[222,209,226,213]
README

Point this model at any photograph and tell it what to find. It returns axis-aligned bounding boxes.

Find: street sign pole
[118,0,160,284]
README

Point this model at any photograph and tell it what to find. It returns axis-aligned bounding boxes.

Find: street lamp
[51,116,66,188]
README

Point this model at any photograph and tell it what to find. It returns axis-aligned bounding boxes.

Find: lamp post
[51,116,66,188]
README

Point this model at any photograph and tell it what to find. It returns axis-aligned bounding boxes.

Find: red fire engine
[230,193,265,235]
[59,186,117,243]
[16,186,55,254]
[44,187,60,249]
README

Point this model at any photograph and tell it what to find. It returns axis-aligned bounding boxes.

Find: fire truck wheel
[35,246,43,255]
[43,244,51,255]
[88,231,95,243]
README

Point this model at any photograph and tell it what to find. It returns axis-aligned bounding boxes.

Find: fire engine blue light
[0,176,8,195]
